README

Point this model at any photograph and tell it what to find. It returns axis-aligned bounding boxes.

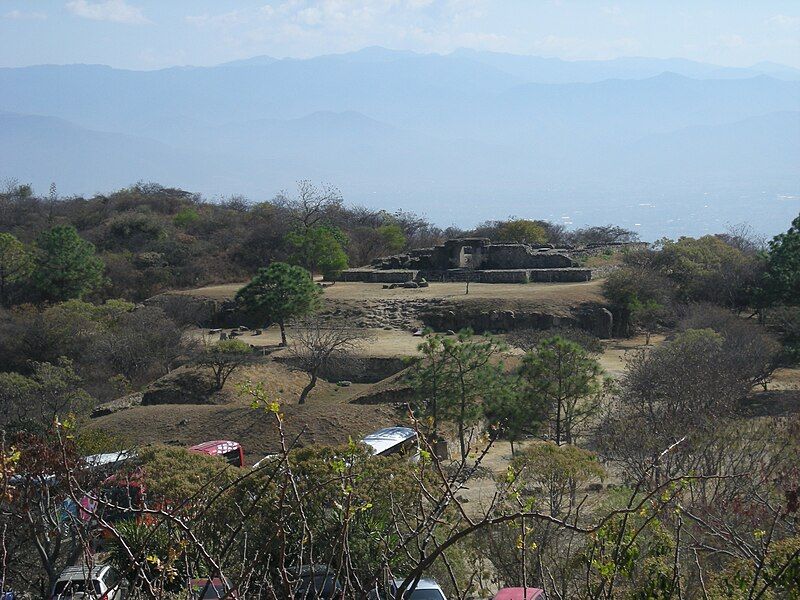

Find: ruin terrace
[338,238,600,284]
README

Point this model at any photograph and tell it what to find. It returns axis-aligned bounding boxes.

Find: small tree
[409,330,510,460]
[518,336,605,446]
[509,442,605,517]
[235,262,321,346]
[484,377,543,455]
[286,224,349,279]
[407,332,452,439]
[32,225,105,302]
[195,339,255,390]
[0,358,93,432]
[629,297,666,345]
[288,318,369,404]
[760,212,800,307]
[376,224,406,254]
[496,219,549,245]
[652,235,763,309]
[596,328,750,485]
[279,180,343,232]
[602,267,673,337]
[0,232,33,307]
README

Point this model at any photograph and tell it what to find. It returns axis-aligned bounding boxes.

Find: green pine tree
[235,262,321,346]
[32,225,105,302]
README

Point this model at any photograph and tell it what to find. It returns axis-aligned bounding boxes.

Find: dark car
[290,565,344,599]
[189,578,238,599]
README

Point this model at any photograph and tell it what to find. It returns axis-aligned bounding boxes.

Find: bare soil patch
[90,358,398,461]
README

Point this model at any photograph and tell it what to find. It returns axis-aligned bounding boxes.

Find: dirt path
[181,279,606,305]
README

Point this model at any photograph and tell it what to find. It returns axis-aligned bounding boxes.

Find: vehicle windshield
[406,590,445,600]
[53,579,102,596]
[221,448,242,467]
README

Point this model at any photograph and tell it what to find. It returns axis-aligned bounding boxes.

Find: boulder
[578,306,614,339]
[403,281,419,289]
[141,369,218,405]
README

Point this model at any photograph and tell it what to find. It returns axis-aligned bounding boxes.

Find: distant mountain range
[1,47,798,239]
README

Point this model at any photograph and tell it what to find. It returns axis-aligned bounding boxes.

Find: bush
[602,267,675,337]
[652,235,764,309]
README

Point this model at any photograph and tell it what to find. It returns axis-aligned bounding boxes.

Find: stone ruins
[338,238,593,284]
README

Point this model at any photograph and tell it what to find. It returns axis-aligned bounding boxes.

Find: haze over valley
[2,46,799,239]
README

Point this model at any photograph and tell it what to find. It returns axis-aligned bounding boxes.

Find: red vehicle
[492,588,544,600]
[189,440,245,467]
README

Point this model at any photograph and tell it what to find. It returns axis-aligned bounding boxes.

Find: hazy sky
[1,0,799,69]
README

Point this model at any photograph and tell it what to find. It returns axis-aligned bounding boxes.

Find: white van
[51,565,123,600]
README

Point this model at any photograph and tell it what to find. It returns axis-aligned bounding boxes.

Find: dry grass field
[92,278,800,472]
[182,279,606,304]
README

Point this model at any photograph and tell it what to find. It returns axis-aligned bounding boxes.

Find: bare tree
[194,338,256,391]
[278,180,343,233]
[288,317,370,404]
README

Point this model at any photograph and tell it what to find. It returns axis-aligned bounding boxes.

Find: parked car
[189,578,238,599]
[290,565,344,599]
[189,440,245,467]
[491,588,544,600]
[369,578,447,600]
[361,427,419,462]
[51,564,122,599]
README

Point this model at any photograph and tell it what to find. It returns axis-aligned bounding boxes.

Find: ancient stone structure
[338,238,592,283]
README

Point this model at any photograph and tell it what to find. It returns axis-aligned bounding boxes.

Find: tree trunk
[299,372,317,404]
[279,321,287,346]
[555,399,562,446]
[510,438,515,456]
[459,385,467,460]
[432,397,438,439]
[459,420,466,460]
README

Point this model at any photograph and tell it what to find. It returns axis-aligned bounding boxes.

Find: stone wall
[339,267,591,284]
[338,269,418,283]
[483,244,576,269]
[419,303,613,338]
[528,268,591,282]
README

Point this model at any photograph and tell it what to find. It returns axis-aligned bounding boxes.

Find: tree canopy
[0,232,33,307]
[760,213,800,306]
[32,225,105,302]
[518,336,605,446]
[235,262,321,345]
[408,330,511,459]
[496,219,549,245]
[286,224,349,279]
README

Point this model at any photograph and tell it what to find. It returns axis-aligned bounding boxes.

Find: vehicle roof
[392,578,441,590]
[362,427,416,455]
[189,440,241,454]
[492,587,544,600]
[83,451,134,469]
[58,565,110,580]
